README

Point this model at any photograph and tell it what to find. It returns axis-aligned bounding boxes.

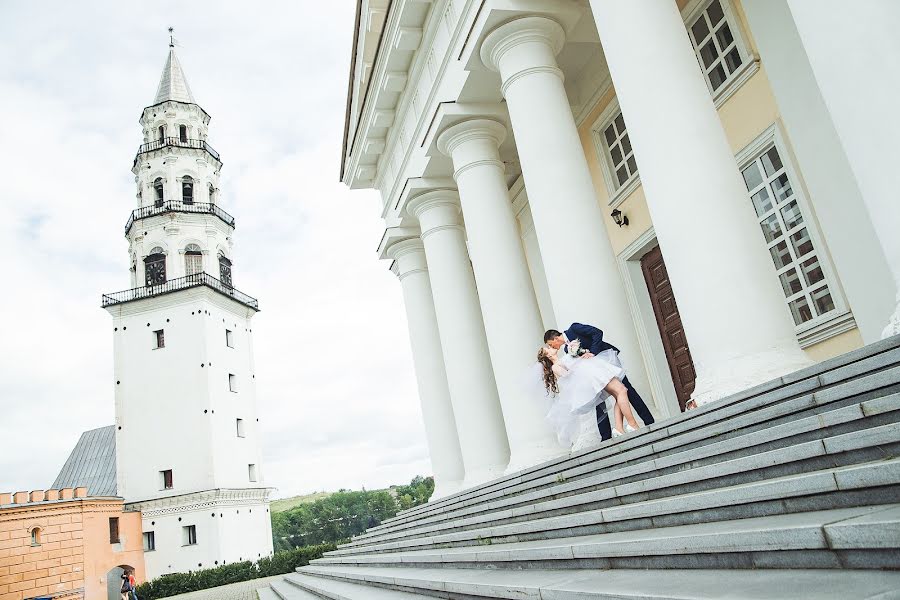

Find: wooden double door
[640,245,696,412]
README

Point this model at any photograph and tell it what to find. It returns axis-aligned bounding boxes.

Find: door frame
[616,227,682,419]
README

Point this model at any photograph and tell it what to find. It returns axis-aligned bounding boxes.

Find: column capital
[480,16,566,95]
[386,238,429,281]
[436,118,507,157]
[405,189,464,239]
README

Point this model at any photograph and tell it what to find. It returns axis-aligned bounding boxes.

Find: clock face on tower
[145,255,167,286]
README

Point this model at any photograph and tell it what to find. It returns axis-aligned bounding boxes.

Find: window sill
[797,311,856,348]
[712,59,760,110]
[607,174,642,211]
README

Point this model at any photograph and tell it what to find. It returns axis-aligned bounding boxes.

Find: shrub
[133,543,335,600]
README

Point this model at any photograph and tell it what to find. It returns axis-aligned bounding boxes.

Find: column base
[460,464,507,491]
[430,478,464,502]
[882,300,900,339]
[503,444,569,476]
[691,343,814,407]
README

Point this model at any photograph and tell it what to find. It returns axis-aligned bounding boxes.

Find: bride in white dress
[537,345,641,449]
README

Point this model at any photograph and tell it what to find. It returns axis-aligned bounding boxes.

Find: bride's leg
[605,378,639,429]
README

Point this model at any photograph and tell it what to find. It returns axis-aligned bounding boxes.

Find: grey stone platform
[264,336,900,599]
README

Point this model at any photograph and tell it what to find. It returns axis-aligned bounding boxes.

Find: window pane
[772,173,794,203]
[724,46,742,73]
[800,256,825,286]
[716,23,734,50]
[610,144,623,165]
[616,166,629,186]
[614,113,626,135]
[761,147,783,177]
[700,40,719,68]
[770,241,792,269]
[709,64,728,90]
[790,227,814,257]
[691,15,710,43]
[779,268,803,297]
[626,155,638,176]
[751,188,773,217]
[707,0,725,25]
[604,125,616,146]
[742,163,763,191]
[760,213,783,243]
[621,134,632,156]
[781,200,804,230]
[788,296,814,325]
[811,285,836,316]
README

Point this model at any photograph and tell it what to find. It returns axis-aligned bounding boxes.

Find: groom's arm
[568,322,606,355]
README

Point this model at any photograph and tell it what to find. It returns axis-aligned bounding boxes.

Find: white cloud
[0,1,430,498]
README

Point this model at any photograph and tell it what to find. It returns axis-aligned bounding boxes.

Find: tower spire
[153,30,195,105]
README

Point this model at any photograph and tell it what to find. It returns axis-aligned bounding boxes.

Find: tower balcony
[125,201,236,235]
[102,272,259,311]
[133,136,221,167]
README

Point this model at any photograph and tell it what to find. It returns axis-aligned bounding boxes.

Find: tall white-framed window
[591,98,640,207]
[683,0,756,105]
[184,243,203,276]
[736,125,849,345]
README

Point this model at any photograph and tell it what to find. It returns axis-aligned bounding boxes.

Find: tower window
[160,469,174,490]
[208,183,216,204]
[144,249,167,286]
[30,527,41,546]
[179,124,188,143]
[158,125,165,141]
[143,531,156,552]
[154,178,164,206]
[228,374,237,392]
[218,252,233,287]
[236,418,245,437]
[182,176,194,204]
[248,464,258,482]
[225,329,234,348]
[154,329,165,349]
[109,517,120,544]
[182,525,197,546]
[185,243,203,277]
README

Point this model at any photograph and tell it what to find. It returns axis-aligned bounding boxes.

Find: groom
[545,324,655,440]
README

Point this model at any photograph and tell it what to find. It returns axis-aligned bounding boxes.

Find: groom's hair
[544,329,562,343]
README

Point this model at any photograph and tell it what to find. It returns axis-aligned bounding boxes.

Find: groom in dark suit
[545,324,655,440]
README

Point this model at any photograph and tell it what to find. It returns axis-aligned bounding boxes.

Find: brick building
[0,487,144,600]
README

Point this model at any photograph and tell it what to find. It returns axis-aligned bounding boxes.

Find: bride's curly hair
[538,348,559,396]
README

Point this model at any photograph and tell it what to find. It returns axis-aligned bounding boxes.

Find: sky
[0,1,432,499]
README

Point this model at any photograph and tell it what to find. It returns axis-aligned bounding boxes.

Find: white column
[437,119,566,472]
[587,2,812,404]
[386,238,465,499]
[480,17,652,407]
[407,191,511,486]
[786,0,900,338]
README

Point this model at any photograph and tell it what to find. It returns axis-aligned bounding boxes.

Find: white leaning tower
[102,40,273,578]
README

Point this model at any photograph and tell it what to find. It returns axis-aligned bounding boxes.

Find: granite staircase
[261,336,900,599]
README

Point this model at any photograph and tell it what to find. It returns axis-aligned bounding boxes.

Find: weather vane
[168,26,175,48]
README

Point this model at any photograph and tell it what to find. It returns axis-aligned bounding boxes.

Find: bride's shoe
[625,422,638,434]
[611,427,625,438]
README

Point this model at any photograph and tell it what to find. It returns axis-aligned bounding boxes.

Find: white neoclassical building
[341,0,900,498]
[98,43,273,578]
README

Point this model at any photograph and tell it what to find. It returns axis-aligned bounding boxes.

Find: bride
[536,345,641,449]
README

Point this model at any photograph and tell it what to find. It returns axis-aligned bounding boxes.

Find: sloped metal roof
[52,425,117,497]
[154,46,196,105]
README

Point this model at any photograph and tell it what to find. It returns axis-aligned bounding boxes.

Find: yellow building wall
[577,0,862,363]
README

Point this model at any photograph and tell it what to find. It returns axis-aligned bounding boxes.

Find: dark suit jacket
[564,322,620,356]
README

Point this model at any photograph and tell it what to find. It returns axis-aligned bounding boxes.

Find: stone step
[364,358,900,539]
[385,336,900,528]
[269,578,323,599]
[298,564,900,599]
[315,505,900,570]
[344,395,900,549]
[327,458,900,556]
[256,587,284,600]
[283,572,433,599]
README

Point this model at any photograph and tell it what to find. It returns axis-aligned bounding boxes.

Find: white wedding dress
[540,350,626,449]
